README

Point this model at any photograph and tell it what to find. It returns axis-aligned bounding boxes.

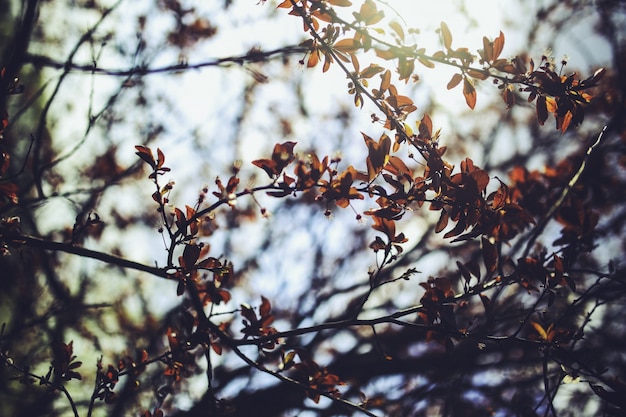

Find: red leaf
[156,148,165,168]
[134,145,156,168]
[252,158,278,178]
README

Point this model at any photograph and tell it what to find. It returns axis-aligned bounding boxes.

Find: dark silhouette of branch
[25,46,308,77]
[4,233,168,278]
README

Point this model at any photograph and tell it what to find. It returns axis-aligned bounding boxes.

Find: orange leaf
[493,31,505,60]
[531,322,548,341]
[364,133,391,181]
[463,77,477,109]
[380,69,391,93]
[307,49,320,68]
[559,110,573,133]
[333,38,361,53]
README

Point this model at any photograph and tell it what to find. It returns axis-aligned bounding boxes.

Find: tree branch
[4,233,169,278]
[24,46,308,77]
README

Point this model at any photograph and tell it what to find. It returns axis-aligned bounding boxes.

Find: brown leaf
[360,64,384,78]
[447,73,463,90]
[252,158,278,178]
[181,244,201,271]
[435,210,449,233]
[135,145,155,168]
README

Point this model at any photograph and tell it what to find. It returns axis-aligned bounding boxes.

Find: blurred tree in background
[1,1,625,416]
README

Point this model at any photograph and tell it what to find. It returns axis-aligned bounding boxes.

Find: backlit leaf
[307,49,320,68]
[333,38,361,53]
[463,77,477,109]
[360,64,384,79]
[389,21,405,41]
[418,57,435,68]
[531,322,548,341]
[493,31,505,60]
[380,69,391,93]
[327,0,352,6]
[440,22,453,50]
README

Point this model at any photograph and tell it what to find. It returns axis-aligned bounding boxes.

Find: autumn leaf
[463,77,477,109]
[360,64,384,79]
[493,31,505,60]
[333,38,361,54]
[531,321,548,341]
[135,145,156,168]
